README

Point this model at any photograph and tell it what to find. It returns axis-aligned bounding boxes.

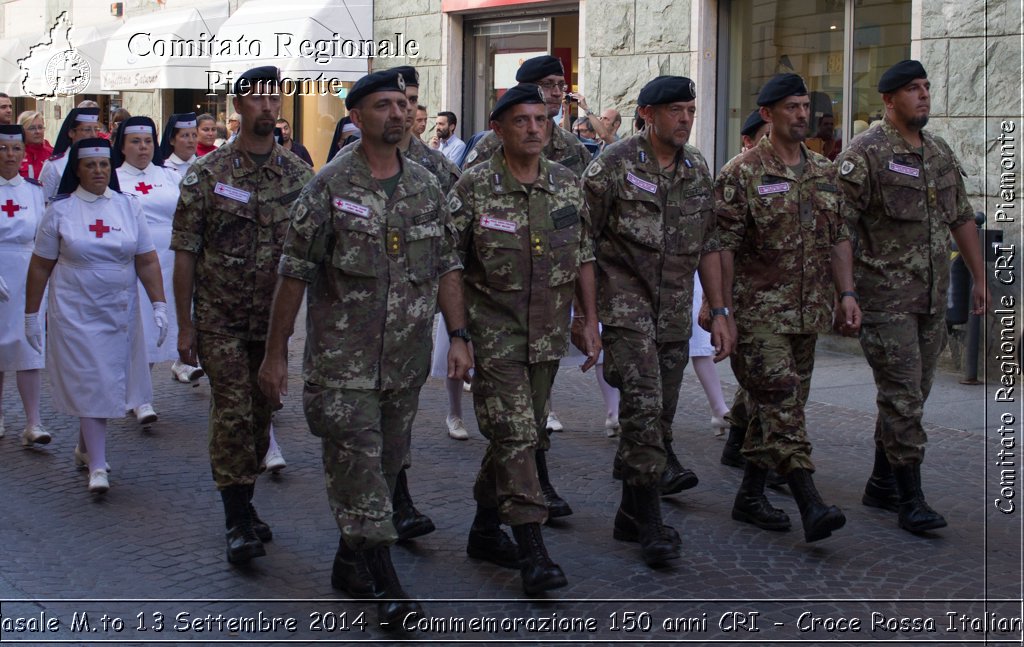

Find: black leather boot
[245,484,272,542]
[466,506,521,569]
[535,449,572,518]
[893,463,947,533]
[613,481,681,546]
[392,468,435,541]
[660,439,698,495]
[786,468,846,542]
[220,485,266,564]
[364,545,423,631]
[629,483,681,566]
[720,425,747,468]
[731,463,791,531]
[331,536,374,597]
[862,444,899,512]
[511,522,568,595]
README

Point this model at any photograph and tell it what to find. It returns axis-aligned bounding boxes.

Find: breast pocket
[331,215,383,278]
[614,186,663,250]
[208,195,257,257]
[879,172,926,222]
[934,167,960,224]
[751,191,800,249]
[811,185,842,248]
[474,227,523,291]
[666,196,710,255]
[548,226,579,287]
[405,216,443,284]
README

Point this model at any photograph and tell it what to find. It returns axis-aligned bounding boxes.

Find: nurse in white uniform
[115,116,186,425]
[38,107,102,202]
[0,124,48,446]
[24,138,169,494]
[159,112,198,177]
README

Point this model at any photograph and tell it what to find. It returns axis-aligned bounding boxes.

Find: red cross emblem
[89,219,111,238]
[2,199,21,217]
[134,181,153,195]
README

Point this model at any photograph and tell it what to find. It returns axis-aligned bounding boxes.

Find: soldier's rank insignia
[723,185,736,203]
[840,160,855,176]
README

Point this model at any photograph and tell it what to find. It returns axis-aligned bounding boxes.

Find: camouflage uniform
[342,135,461,195]
[449,149,592,525]
[583,132,717,486]
[171,140,312,489]
[715,135,849,474]
[277,142,460,548]
[464,127,592,178]
[836,118,973,465]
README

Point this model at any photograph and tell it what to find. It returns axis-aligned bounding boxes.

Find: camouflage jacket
[463,126,592,177]
[715,135,849,334]
[342,135,461,195]
[171,140,312,340]
[450,149,593,364]
[583,132,716,343]
[836,118,973,314]
[277,142,460,390]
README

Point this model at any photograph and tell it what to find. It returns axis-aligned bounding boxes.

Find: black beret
[392,65,419,87]
[757,73,808,106]
[878,59,927,93]
[345,69,407,110]
[637,76,696,107]
[0,124,24,141]
[515,55,564,83]
[489,83,546,122]
[740,109,766,138]
[234,66,280,95]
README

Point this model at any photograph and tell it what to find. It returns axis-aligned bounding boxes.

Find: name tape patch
[888,161,920,177]
[333,198,370,218]
[756,182,790,196]
[480,216,517,233]
[213,182,251,204]
[626,172,658,194]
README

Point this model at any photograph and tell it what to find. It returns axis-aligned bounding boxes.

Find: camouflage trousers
[197,332,272,489]
[471,358,556,526]
[602,326,689,487]
[858,310,945,465]
[725,387,753,431]
[731,331,817,474]
[303,383,419,550]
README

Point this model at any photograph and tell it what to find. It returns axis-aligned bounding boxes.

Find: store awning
[64,22,122,95]
[101,2,230,90]
[210,0,372,86]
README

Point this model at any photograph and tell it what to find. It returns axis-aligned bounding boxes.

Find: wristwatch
[711,307,731,318]
[839,291,859,302]
[448,327,472,343]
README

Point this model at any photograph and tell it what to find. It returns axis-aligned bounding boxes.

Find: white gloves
[153,301,168,347]
[25,312,42,353]
[0,275,9,302]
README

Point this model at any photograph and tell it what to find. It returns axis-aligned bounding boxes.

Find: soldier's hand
[711,315,734,362]
[578,319,602,373]
[258,356,288,411]
[448,338,474,382]
[835,297,862,337]
[177,325,199,367]
[971,281,990,315]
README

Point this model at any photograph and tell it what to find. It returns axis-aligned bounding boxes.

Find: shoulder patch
[465,149,478,165]
[448,194,462,213]
[292,202,308,221]
[586,161,602,178]
[182,172,199,186]
[839,160,855,176]
[723,185,736,203]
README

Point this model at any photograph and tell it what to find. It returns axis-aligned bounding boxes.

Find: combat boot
[613,480,682,547]
[220,485,266,564]
[862,444,899,512]
[364,545,422,631]
[720,425,747,468]
[331,536,374,598]
[245,484,273,542]
[392,468,435,541]
[786,468,846,542]
[660,439,698,495]
[893,463,947,533]
[535,449,572,518]
[731,463,791,531]
[511,523,568,595]
[625,483,681,566]
[466,506,521,569]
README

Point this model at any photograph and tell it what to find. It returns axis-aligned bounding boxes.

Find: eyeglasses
[537,81,568,92]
